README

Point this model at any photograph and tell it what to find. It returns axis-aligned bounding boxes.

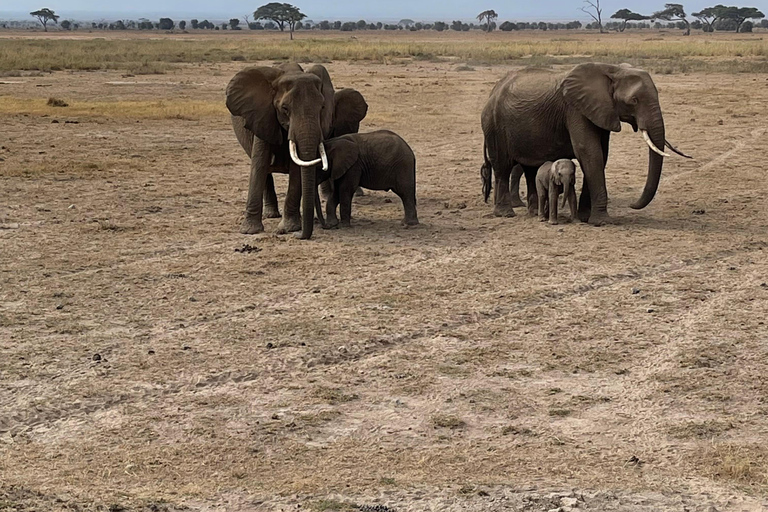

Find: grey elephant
[536,159,577,225]
[317,130,418,228]
[481,62,691,225]
[227,63,367,239]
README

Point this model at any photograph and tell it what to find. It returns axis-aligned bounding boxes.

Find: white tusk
[319,142,328,172]
[289,140,322,167]
[641,130,671,157]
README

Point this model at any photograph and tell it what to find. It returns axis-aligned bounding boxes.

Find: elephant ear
[331,89,369,137]
[561,63,621,133]
[306,65,335,139]
[326,138,360,181]
[226,66,284,146]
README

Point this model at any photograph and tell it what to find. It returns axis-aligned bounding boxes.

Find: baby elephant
[536,159,577,225]
[318,130,418,228]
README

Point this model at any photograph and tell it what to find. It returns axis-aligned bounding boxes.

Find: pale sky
[3,0,747,22]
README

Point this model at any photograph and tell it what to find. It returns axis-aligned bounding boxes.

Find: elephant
[536,159,577,225]
[227,63,368,239]
[481,62,691,225]
[316,130,419,228]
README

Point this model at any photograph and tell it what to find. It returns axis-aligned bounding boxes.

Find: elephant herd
[226,62,691,239]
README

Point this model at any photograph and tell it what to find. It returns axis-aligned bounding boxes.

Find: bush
[158,18,174,30]
[340,22,355,31]
[499,21,516,31]
[740,20,753,32]
[433,21,446,31]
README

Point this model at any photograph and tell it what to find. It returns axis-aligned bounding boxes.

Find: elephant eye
[281,105,290,115]
[630,96,639,105]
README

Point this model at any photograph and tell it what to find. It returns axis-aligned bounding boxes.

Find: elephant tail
[481,141,492,203]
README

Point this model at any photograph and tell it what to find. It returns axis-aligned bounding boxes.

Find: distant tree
[60,19,71,30]
[356,19,367,29]
[341,21,355,31]
[200,19,214,29]
[376,21,383,29]
[249,21,264,29]
[760,18,768,28]
[433,21,447,31]
[333,20,341,29]
[611,9,649,31]
[30,8,59,31]
[740,20,753,31]
[729,7,765,32]
[476,9,498,32]
[538,21,548,30]
[580,0,604,33]
[138,19,154,29]
[652,4,690,35]
[398,19,415,27]
[230,18,240,29]
[692,5,730,32]
[499,20,516,31]
[190,18,199,29]
[318,20,331,29]
[113,20,126,30]
[179,20,186,30]
[367,22,377,29]
[158,17,175,30]
[243,13,251,28]
[451,20,463,31]
[254,3,306,39]
[221,23,228,30]
[264,21,277,29]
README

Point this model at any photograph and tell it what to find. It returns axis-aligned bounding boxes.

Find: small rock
[717,119,724,125]
[311,287,321,293]
[92,353,102,362]
[182,345,191,351]
[68,204,76,209]
[692,209,705,215]
[147,349,155,355]
[761,283,767,288]
[189,297,197,302]
[560,497,579,508]
[647,308,655,313]
[266,342,274,349]
[0,223,20,229]
[384,198,393,203]
[51,119,59,124]
[631,287,640,294]
[56,304,64,310]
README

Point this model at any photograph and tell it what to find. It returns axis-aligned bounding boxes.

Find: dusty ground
[2,36,768,511]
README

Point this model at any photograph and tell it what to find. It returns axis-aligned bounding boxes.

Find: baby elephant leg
[536,181,548,222]
[398,188,419,226]
[548,187,559,225]
[337,179,356,228]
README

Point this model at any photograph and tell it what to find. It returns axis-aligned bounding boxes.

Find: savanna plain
[1,29,768,511]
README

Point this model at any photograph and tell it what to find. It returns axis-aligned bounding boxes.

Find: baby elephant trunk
[560,175,573,209]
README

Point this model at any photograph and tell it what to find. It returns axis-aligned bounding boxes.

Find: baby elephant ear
[226,66,284,146]
[326,138,360,181]
[561,63,621,133]
[332,89,368,137]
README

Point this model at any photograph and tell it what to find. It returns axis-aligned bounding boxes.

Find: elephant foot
[340,220,352,228]
[240,216,264,235]
[264,206,281,219]
[548,219,559,226]
[294,231,312,240]
[493,204,516,218]
[276,215,302,234]
[539,216,547,222]
[354,187,365,197]
[509,197,526,208]
[588,212,610,226]
[402,217,419,226]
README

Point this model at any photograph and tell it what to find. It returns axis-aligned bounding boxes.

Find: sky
[3,0,764,22]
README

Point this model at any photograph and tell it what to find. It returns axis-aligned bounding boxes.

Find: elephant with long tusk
[481,62,692,225]
[227,64,367,239]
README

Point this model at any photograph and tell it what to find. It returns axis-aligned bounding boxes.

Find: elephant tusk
[319,142,329,172]
[289,140,323,167]
[641,130,671,157]
[665,138,693,159]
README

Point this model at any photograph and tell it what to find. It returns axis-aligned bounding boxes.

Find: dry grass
[0,96,224,120]
[0,32,766,72]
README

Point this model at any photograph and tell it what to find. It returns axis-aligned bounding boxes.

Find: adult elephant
[227,64,367,239]
[481,62,690,225]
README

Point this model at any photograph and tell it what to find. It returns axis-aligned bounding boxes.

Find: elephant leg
[522,166,539,217]
[548,187,559,225]
[492,163,516,218]
[240,139,271,234]
[397,187,419,226]
[536,182,547,222]
[319,180,333,202]
[509,164,525,208]
[277,165,302,234]
[263,174,281,218]
[338,179,356,227]
[572,125,609,225]
[568,187,578,222]
[354,187,365,197]
[325,182,340,229]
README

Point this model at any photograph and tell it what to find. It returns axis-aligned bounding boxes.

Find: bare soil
[2,41,768,511]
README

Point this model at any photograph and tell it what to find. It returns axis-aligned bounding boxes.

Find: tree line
[19,3,767,35]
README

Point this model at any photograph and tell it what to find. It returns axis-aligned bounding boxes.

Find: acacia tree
[653,4,690,35]
[610,8,649,31]
[729,7,765,32]
[254,3,306,39]
[580,0,604,33]
[30,8,59,31]
[476,10,498,32]
[692,5,729,31]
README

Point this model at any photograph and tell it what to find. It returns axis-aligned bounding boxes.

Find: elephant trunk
[296,137,320,240]
[630,110,665,210]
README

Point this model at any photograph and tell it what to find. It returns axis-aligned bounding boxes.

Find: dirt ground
[2,35,768,511]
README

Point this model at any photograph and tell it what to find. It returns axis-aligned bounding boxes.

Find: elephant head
[226,64,367,239]
[323,137,360,181]
[561,63,688,210]
[552,159,576,208]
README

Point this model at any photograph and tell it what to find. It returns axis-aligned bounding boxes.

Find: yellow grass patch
[0,96,225,120]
